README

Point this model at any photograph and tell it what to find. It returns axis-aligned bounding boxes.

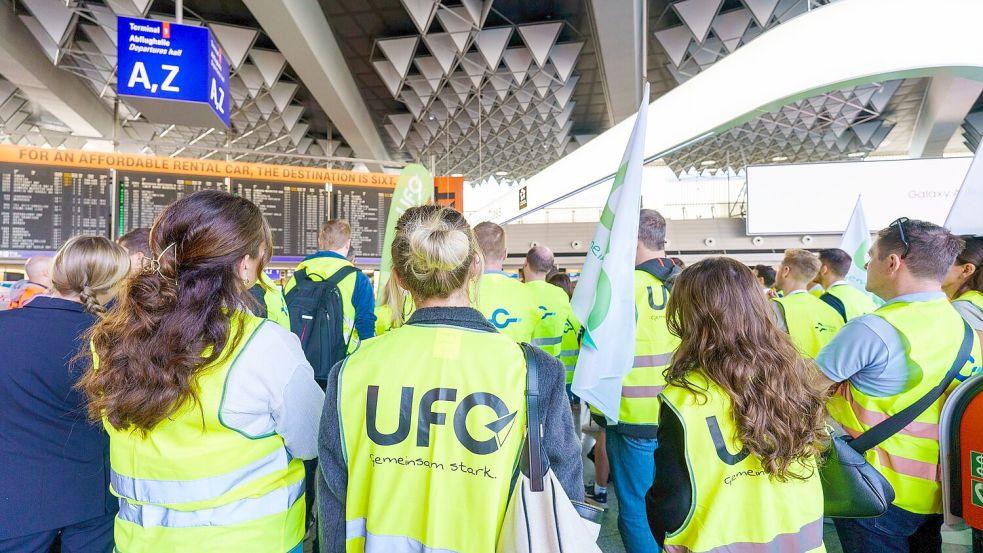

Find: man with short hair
[597,208,680,553]
[117,228,151,276]
[772,249,844,357]
[287,219,375,367]
[753,264,777,293]
[523,245,572,360]
[9,256,52,309]
[818,219,982,552]
[473,222,539,343]
[816,248,878,322]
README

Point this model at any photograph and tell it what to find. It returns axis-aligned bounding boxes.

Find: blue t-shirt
[816,292,946,397]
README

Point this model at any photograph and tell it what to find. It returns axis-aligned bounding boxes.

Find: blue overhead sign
[117,16,230,128]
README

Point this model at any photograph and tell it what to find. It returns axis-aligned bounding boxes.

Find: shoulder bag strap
[819,292,848,324]
[520,342,545,492]
[850,322,974,453]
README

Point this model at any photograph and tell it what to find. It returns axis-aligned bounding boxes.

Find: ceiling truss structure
[372,0,589,181]
[0,0,356,167]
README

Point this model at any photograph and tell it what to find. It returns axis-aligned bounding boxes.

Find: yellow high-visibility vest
[773,292,844,358]
[525,279,571,357]
[822,283,878,322]
[339,322,527,552]
[104,313,306,553]
[827,298,982,514]
[475,272,539,343]
[662,373,825,553]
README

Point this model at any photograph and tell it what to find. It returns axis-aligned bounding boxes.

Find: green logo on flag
[853,239,869,271]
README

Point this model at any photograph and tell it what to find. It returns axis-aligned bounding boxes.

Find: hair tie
[143,242,176,278]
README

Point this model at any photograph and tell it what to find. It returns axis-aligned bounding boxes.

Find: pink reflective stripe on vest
[665,517,824,553]
[634,353,673,367]
[840,386,939,440]
[622,385,665,399]
[841,425,940,481]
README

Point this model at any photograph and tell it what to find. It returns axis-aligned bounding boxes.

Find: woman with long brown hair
[0,236,128,552]
[79,190,323,553]
[646,257,829,553]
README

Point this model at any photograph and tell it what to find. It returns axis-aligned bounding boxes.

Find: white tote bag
[497,345,604,553]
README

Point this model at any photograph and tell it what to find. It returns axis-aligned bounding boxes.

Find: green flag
[377,164,433,303]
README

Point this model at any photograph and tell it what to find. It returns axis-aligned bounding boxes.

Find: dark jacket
[0,297,117,537]
[317,306,583,552]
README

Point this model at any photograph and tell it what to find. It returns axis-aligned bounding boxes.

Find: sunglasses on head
[889,217,910,260]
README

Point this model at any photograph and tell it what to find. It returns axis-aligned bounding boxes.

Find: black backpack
[286,265,358,384]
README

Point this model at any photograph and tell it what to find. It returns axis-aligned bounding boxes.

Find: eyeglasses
[890,217,910,259]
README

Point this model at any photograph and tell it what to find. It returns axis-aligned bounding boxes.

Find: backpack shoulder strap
[324,265,358,288]
[850,322,974,453]
[520,342,545,492]
[820,291,848,324]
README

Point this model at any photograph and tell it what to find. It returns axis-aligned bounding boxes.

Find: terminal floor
[582,450,973,553]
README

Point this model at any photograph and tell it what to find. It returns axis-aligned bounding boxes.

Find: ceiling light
[428,114,436,121]
[848,152,866,157]
[495,171,508,176]
[771,156,788,162]
[450,173,464,177]
[700,160,716,166]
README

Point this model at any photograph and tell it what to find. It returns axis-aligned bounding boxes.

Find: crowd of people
[0,188,981,553]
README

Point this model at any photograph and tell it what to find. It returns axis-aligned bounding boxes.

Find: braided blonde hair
[51,236,130,315]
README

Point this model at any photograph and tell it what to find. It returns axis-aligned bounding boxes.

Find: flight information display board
[234,180,331,257]
[332,185,391,258]
[0,162,112,251]
[119,172,226,233]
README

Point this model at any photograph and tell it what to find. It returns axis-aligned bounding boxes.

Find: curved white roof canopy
[475,0,983,224]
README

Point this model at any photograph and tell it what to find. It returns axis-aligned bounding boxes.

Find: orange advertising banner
[0,144,398,188]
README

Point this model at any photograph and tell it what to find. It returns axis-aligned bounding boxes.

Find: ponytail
[50,236,129,317]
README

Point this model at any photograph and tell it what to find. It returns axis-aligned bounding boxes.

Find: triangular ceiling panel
[548,42,583,83]
[673,0,724,43]
[743,0,780,27]
[373,60,403,97]
[460,0,493,28]
[517,22,563,68]
[414,56,445,91]
[712,8,752,46]
[653,25,693,68]
[249,49,287,88]
[475,27,512,70]
[281,104,303,131]
[400,0,438,34]
[237,63,264,98]
[422,33,458,75]
[436,7,474,53]
[378,36,419,79]
[389,114,415,141]
[210,23,258,71]
[23,0,76,45]
[269,81,298,113]
[503,47,533,85]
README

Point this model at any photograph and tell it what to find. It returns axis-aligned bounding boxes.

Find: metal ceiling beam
[908,74,983,158]
[587,0,643,125]
[243,0,391,171]
[0,0,115,137]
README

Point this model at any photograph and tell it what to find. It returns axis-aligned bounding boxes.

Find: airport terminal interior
[1,0,983,552]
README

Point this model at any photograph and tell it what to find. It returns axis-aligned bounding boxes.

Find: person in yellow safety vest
[943,236,983,338]
[588,209,681,553]
[250,271,291,329]
[815,248,880,323]
[547,271,581,388]
[285,219,377,356]
[317,205,583,553]
[78,190,324,553]
[647,257,828,553]
[373,282,415,335]
[523,245,572,357]
[771,248,844,358]
[817,218,983,552]
[471,221,539,343]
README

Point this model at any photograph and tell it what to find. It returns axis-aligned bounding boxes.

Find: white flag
[838,197,881,304]
[945,144,983,236]
[570,82,649,423]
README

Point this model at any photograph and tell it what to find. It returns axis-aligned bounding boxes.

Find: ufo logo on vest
[366,386,519,455]
[490,308,520,328]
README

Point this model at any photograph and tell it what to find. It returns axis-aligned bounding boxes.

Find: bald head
[523,245,554,281]
[474,221,507,270]
[25,256,52,288]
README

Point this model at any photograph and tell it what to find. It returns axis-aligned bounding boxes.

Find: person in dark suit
[0,236,130,553]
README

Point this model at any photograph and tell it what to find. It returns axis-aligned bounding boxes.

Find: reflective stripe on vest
[287,255,361,352]
[615,270,679,427]
[103,313,306,552]
[525,280,570,357]
[826,298,982,514]
[340,323,527,553]
[475,273,538,343]
[826,284,878,322]
[662,375,825,553]
[559,313,581,385]
[773,293,844,358]
[346,518,461,553]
